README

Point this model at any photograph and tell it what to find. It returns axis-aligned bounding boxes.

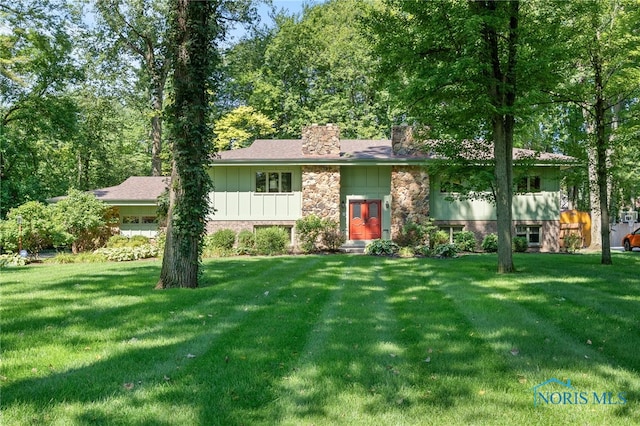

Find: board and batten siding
[209,166,302,221]
[430,167,561,221]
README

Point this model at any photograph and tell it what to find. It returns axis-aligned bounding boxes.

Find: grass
[1,252,639,425]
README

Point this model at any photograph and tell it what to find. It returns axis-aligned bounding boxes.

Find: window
[516,176,541,193]
[440,225,464,243]
[516,225,541,246]
[122,216,139,224]
[141,216,157,224]
[256,171,292,193]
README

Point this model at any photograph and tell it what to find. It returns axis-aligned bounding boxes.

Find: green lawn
[1,252,639,425]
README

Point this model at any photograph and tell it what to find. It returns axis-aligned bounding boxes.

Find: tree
[368,1,566,273]
[94,0,172,176]
[549,1,640,264]
[221,0,395,139]
[156,0,221,288]
[213,106,274,151]
[0,0,84,215]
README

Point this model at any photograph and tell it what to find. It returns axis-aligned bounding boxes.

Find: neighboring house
[209,124,575,252]
[51,176,168,238]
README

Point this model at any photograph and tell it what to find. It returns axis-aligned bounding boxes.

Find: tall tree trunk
[156,0,214,289]
[592,31,612,265]
[478,0,519,273]
[149,66,166,176]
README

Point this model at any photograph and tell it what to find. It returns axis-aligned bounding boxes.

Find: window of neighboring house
[516,225,541,246]
[516,176,541,193]
[256,171,293,193]
[440,225,464,243]
[122,216,140,224]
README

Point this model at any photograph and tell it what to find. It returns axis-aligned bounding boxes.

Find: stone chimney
[391,125,414,155]
[302,124,340,155]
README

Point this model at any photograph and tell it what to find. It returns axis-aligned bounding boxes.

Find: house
[50,176,169,238]
[208,124,575,252]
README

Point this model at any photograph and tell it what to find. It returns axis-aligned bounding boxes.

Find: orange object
[560,210,591,248]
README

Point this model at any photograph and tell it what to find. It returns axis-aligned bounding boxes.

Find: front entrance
[349,199,382,240]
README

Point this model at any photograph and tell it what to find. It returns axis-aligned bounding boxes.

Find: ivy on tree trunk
[157,0,214,289]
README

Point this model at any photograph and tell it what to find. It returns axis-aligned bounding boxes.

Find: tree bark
[479,0,518,273]
[156,0,213,289]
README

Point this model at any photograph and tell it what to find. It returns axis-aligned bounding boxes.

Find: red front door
[349,200,382,240]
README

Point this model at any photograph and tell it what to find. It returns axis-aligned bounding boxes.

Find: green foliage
[254,227,289,256]
[0,253,28,267]
[434,243,459,258]
[236,230,256,255]
[203,229,237,257]
[207,229,236,250]
[1,201,70,256]
[482,234,499,253]
[365,239,399,256]
[94,245,159,262]
[320,219,345,252]
[512,236,529,253]
[296,215,325,253]
[454,231,477,252]
[430,230,450,249]
[395,219,436,247]
[398,246,415,258]
[106,235,130,248]
[222,0,394,138]
[213,106,275,151]
[50,189,114,253]
[45,252,109,264]
[295,215,345,253]
[564,232,582,254]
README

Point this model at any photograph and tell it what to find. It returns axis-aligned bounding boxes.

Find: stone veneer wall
[302,124,340,155]
[301,165,341,222]
[390,166,430,240]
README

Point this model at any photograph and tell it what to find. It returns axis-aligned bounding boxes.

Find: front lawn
[1,253,639,425]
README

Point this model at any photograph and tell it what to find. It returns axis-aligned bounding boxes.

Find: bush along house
[208,124,575,252]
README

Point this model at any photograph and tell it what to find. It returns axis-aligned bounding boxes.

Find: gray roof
[49,176,169,205]
[213,138,576,164]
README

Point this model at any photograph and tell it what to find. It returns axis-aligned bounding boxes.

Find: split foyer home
[70,124,573,252]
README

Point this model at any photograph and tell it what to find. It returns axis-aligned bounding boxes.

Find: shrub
[236,230,256,255]
[564,232,582,254]
[0,253,28,267]
[106,235,130,248]
[395,219,437,247]
[207,229,236,250]
[94,244,159,261]
[255,227,289,255]
[434,243,459,258]
[482,233,498,252]
[365,239,399,256]
[454,231,477,252]
[1,201,66,257]
[320,219,345,251]
[512,236,528,252]
[50,189,115,253]
[129,235,150,247]
[430,230,450,248]
[45,252,108,264]
[295,215,325,253]
[398,246,415,258]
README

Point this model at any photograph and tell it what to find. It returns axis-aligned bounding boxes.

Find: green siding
[341,166,392,239]
[430,167,561,221]
[210,166,302,220]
